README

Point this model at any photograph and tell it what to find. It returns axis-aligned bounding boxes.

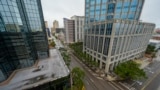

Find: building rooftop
[0,49,69,90]
[149,39,160,44]
[153,34,160,37]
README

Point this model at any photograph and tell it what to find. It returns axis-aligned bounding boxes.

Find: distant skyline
[41,0,160,28]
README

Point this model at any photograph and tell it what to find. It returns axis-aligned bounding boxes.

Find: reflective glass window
[107,3,115,13]
[96,0,101,4]
[3,6,9,11]
[91,0,95,5]
[102,0,107,3]
[1,0,7,5]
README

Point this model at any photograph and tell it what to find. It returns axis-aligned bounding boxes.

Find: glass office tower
[0,0,49,82]
[84,0,155,73]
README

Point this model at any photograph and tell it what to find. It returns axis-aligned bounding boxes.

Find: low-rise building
[0,49,70,90]
[149,39,160,50]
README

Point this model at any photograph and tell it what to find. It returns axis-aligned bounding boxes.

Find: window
[107,3,115,13]
[103,37,110,55]
[98,37,103,53]
[106,23,113,35]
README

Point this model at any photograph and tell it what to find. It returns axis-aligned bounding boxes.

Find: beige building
[45,21,53,44]
[45,21,49,28]
[51,20,59,35]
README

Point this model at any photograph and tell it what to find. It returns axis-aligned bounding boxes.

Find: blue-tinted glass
[121,13,127,19]
[106,15,113,20]
[114,14,120,19]
[100,16,105,21]
[5,12,11,16]
[3,17,8,23]
[131,0,138,6]
[123,2,129,12]
[96,5,100,10]
[3,6,9,11]
[90,6,94,11]
[95,15,99,21]
[0,5,3,11]
[95,5,100,16]
[1,0,7,5]
[90,11,94,15]
[128,13,135,19]
[91,0,95,5]
[117,2,122,7]
[107,3,115,13]
[1,11,5,16]
[7,0,12,6]
[115,23,120,35]
[96,0,101,4]
[7,17,14,23]
[115,2,122,13]
[102,0,107,3]
[101,4,106,9]
[100,24,105,34]
[130,6,136,11]
[124,2,130,7]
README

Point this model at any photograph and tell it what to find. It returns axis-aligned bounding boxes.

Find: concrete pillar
[100,61,102,69]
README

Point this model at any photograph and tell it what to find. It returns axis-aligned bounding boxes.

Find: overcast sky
[41,0,160,28]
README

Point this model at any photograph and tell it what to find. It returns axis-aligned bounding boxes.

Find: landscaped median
[69,42,99,72]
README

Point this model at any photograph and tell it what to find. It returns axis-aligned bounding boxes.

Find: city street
[128,50,160,90]
[70,54,116,90]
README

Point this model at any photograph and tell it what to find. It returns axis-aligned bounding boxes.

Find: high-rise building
[64,16,84,43]
[71,15,85,42]
[63,18,75,43]
[84,0,155,73]
[51,20,59,35]
[0,0,49,82]
[45,21,49,28]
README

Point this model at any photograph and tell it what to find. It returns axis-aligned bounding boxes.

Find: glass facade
[85,0,144,23]
[84,0,155,73]
[0,0,49,82]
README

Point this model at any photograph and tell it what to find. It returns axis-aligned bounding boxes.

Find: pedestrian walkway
[134,58,150,69]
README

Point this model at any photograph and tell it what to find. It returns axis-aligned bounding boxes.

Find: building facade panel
[0,0,49,82]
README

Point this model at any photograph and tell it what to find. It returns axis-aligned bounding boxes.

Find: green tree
[71,67,85,90]
[114,60,147,80]
[145,45,156,54]
[50,41,56,47]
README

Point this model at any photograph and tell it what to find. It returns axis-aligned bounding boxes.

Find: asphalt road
[131,50,160,90]
[143,71,160,90]
[70,54,116,90]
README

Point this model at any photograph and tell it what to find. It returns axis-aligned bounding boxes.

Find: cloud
[41,0,84,28]
[41,0,160,28]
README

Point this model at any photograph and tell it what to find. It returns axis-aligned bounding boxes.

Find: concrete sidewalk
[134,58,150,69]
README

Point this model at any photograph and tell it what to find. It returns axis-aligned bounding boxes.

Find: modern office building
[63,18,75,43]
[64,16,84,43]
[55,28,64,34]
[45,21,49,28]
[55,28,65,41]
[51,20,59,35]
[71,15,85,42]
[84,0,155,73]
[0,0,49,82]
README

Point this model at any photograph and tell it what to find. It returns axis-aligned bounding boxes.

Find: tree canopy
[71,67,85,90]
[114,60,147,80]
[50,41,56,47]
[145,45,156,54]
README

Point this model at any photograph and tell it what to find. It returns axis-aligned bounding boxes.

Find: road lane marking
[141,68,160,90]
[86,80,89,85]
[90,78,94,82]
[108,82,119,90]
